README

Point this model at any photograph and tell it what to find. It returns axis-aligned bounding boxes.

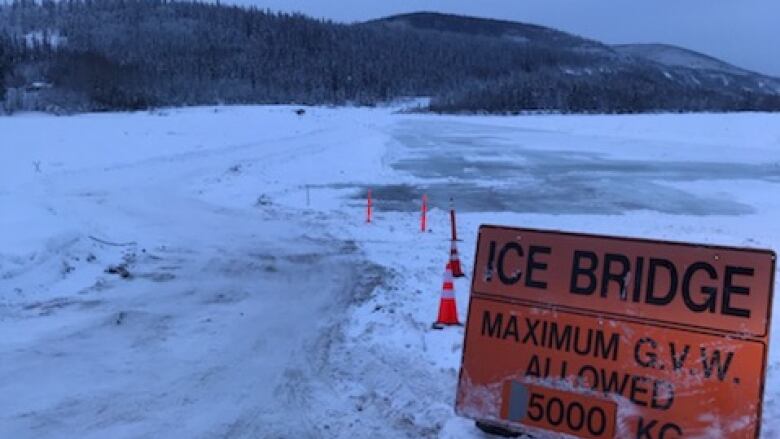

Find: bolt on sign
[455,225,776,439]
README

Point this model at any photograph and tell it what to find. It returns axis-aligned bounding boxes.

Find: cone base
[450,259,466,278]
[432,321,463,330]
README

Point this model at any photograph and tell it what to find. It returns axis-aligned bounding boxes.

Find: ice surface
[1,106,779,438]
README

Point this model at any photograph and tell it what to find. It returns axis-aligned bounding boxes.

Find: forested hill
[0,1,779,114]
[369,12,611,53]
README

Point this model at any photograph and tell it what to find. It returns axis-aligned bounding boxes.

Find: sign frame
[456,224,777,439]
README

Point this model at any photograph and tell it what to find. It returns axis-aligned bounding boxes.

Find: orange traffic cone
[433,263,462,329]
[449,240,465,278]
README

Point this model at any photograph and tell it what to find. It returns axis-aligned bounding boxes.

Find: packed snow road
[0,108,391,438]
[1,106,779,438]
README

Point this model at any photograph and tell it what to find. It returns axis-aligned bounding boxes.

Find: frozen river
[1,106,779,438]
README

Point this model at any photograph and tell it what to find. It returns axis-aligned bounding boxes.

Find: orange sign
[456,225,776,438]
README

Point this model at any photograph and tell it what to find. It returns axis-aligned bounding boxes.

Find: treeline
[0,0,778,114]
[0,30,12,103]
[429,67,780,114]
[0,0,598,111]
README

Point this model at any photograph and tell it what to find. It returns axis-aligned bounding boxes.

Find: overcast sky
[224,0,780,77]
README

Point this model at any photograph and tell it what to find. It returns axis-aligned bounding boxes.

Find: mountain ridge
[1,4,778,114]
[373,12,777,80]
[367,11,610,51]
[614,43,758,76]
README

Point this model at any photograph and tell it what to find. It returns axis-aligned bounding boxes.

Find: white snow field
[1,106,779,438]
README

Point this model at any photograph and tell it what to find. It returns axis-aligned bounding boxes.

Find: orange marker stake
[366,189,372,223]
[421,194,427,232]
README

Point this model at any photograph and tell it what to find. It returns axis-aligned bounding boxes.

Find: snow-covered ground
[1,106,779,438]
